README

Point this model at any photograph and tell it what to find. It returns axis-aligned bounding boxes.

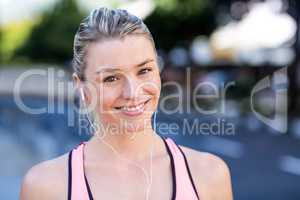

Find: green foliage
[14,0,84,63]
[145,0,216,50]
[155,0,210,17]
[12,0,216,63]
[0,20,36,64]
[0,29,3,64]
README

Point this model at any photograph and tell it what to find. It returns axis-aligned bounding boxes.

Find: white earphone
[79,84,157,200]
[80,88,85,102]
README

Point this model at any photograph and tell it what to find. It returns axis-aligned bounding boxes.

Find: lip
[114,99,151,109]
[115,99,151,117]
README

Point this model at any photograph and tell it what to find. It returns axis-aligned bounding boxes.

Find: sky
[0,0,58,26]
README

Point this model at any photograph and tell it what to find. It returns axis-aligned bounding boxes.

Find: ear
[157,55,164,75]
[72,73,83,90]
[73,73,85,100]
[72,73,91,104]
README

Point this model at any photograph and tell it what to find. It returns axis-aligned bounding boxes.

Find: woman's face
[82,35,161,134]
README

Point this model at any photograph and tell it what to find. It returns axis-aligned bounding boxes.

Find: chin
[121,124,144,135]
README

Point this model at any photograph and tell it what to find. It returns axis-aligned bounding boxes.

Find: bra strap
[164,137,200,200]
[68,143,90,200]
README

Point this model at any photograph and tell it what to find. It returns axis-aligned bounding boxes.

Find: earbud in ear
[80,88,85,101]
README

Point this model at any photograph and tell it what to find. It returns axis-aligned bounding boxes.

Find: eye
[103,76,118,82]
[138,67,152,75]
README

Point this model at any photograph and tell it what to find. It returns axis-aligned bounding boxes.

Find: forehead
[86,35,156,71]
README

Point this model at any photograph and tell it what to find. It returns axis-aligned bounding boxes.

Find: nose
[122,76,143,100]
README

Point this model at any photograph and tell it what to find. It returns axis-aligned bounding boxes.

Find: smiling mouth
[114,99,151,112]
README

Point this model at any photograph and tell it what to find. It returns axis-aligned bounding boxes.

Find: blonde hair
[72,7,156,81]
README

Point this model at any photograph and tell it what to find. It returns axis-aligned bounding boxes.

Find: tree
[15,0,84,64]
[0,28,3,64]
[144,0,216,51]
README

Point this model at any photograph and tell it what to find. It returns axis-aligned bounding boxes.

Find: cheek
[96,86,121,110]
[144,77,161,97]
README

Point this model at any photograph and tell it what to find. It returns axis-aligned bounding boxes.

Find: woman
[20,8,233,200]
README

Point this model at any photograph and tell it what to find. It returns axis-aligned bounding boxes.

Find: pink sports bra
[67,136,200,200]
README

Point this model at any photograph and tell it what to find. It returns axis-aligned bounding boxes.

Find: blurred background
[0,0,300,199]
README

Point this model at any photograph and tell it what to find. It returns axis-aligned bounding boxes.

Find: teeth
[121,102,145,112]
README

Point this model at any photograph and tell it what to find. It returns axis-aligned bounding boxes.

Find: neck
[86,126,163,164]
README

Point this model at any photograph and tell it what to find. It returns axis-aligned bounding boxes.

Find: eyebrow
[95,58,154,74]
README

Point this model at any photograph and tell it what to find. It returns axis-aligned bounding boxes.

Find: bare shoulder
[178,145,230,179]
[179,145,233,200]
[20,153,69,200]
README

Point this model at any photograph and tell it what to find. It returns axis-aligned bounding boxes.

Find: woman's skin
[20,35,233,200]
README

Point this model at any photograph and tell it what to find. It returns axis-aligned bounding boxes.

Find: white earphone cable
[79,89,155,200]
